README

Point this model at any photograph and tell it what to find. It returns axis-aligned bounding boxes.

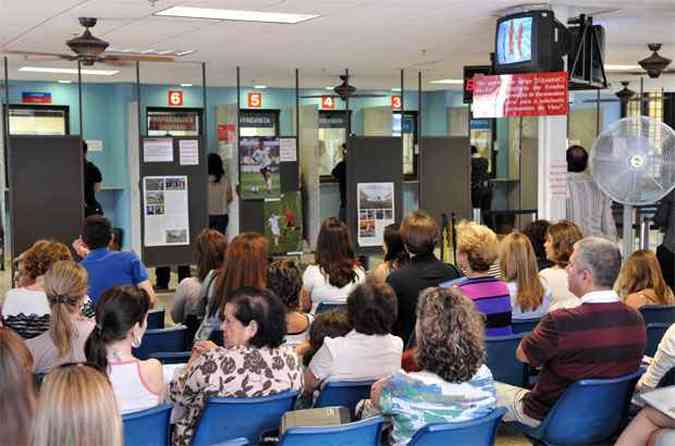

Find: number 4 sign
[168,90,184,106]
[321,96,336,110]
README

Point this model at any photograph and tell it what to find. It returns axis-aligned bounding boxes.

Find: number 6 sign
[168,90,184,106]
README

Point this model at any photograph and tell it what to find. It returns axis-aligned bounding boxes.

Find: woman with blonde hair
[539,220,584,311]
[0,327,35,446]
[616,249,675,310]
[31,363,122,446]
[26,261,94,374]
[500,232,552,320]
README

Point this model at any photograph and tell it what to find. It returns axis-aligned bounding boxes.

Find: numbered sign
[391,95,402,110]
[248,92,263,108]
[168,90,184,107]
[321,96,336,110]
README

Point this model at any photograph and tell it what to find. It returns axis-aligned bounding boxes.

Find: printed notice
[357,182,395,247]
[86,140,103,152]
[143,138,173,163]
[179,139,199,166]
[143,176,190,247]
[279,138,297,162]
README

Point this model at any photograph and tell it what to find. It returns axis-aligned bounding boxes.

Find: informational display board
[9,135,84,257]
[139,136,207,267]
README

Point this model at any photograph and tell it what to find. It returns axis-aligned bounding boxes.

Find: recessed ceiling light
[429,79,463,85]
[19,66,119,76]
[58,80,72,84]
[604,64,641,71]
[180,83,193,87]
[254,85,267,89]
[324,86,334,90]
[154,6,320,24]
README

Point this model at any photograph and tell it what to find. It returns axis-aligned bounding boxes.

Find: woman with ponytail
[26,261,93,373]
[85,285,164,414]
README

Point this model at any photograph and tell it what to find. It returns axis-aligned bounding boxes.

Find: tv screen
[496,16,533,65]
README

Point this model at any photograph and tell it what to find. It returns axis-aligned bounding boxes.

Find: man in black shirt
[331,143,347,222]
[83,142,103,217]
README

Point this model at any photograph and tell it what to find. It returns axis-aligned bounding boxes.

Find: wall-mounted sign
[463,65,493,104]
[248,92,263,108]
[148,112,198,132]
[321,96,336,110]
[217,123,236,142]
[22,92,52,104]
[472,71,568,118]
[168,90,184,107]
[240,111,275,128]
[391,95,402,110]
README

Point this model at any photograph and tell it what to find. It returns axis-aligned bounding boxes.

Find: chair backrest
[279,416,384,446]
[133,325,188,360]
[314,379,376,417]
[210,439,249,446]
[147,308,166,329]
[408,407,507,446]
[148,351,191,364]
[511,318,540,334]
[640,305,675,325]
[122,403,172,446]
[646,323,671,357]
[192,390,299,446]
[485,333,529,387]
[534,370,643,445]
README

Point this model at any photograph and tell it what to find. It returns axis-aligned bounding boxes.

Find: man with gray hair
[496,237,645,428]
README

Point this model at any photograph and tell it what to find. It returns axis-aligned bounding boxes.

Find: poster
[264,192,303,255]
[143,176,190,247]
[179,139,199,165]
[143,138,174,163]
[357,182,395,247]
[239,136,281,200]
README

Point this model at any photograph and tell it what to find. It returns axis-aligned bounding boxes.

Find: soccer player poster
[239,136,281,200]
[263,192,303,255]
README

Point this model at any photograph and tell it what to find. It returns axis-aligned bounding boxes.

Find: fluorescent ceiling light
[325,86,334,90]
[176,50,196,56]
[604,64,641,71]
[180,83,193,87]
[429,79,463,85]
[19,66,119,76]
[254,85,267,89]
[155,6,319,24]
[58,80,72,84]
[391,88,401,92]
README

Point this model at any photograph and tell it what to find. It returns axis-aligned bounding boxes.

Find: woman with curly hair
[539,220,584,311]
[369,287,496,446]
[267,258,313,347]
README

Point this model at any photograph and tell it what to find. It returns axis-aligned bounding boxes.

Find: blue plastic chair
[314,379,376,417]
[122,403,172,446]
[211,439,249,446]
[640,305,675,325]
[408,407,507,446]
[133,325,188,360]
[512,370,643,445]
[191,390,299,446]
[278,416,384,446]
[485,333,529,387]
[147,308,166,329]
[149,351,191,364]
[646,323,671,357]
[209,329,224,346]
[512,319,540,334]
[315,303,347,314]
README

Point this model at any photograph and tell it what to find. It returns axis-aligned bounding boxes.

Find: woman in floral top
[169,287,303,446]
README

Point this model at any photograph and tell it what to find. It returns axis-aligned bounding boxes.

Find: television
[494,10,565,74]
[567,19,607,89]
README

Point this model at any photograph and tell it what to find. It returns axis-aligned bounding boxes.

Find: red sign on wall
[472,71,568,118]
[217,123,236,143]
[248,92,262,108]
[391,95,402,110]
[168,90,184,106]
[321,96,336,110]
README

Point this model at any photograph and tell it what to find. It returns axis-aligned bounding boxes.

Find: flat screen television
[494,10,564,74]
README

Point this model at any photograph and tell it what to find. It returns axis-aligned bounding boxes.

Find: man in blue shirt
[76,215,156,305]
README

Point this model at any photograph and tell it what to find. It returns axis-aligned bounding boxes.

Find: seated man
[497,237,646,427]
[75,215,156,305]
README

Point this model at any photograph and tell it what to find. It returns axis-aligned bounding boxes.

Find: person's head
[85,286,152,372]
[44,261,89,359]
[500,232,545,312]
[208,153,225,183]
[566,145,588,173]
[0,327,35,446]
[545,220,584,267]
[383,223,409,266]
[346,278,397,336]
[22,240,73,283]
[267,259,303,311]
[194,229,227,282]
[615,249,675,304]
[219,287,286,349]
[82,141,88,155]
[567,237,622,298]
[456,221,498,273]
[470,145,478,155]
[212,232,268,317]
[32,363,121,446]
[316,217,357,288]
[414,287,485,383]
[400,210,439,256]
[304,309,351,366]
[82,215,112,250]
[523,219,551,261]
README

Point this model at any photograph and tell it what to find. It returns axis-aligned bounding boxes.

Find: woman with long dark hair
[302,217,366,313]
[372,223,409,282]
[208,153,233,235]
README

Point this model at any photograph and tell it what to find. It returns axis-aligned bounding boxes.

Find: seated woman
[454,221,512,336]
[267,259,312,347]
[304,278,403,395]
[3,240,72,338]
[616,406,675,446]
[616,249,675,310]
[0,327,35,446]
[169,287,302,446]
[85,286,164,414]
[300,309,352,366]
[372,223,409,283]
[523,220,552,271]
[539,220,583,311]
[27,261,94,373]
[369,287,496,446]
[500,232,552,320]
[32,363,122,446]
[637,324,675,393]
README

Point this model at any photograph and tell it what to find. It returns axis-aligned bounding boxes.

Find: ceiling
[1,0,675,91]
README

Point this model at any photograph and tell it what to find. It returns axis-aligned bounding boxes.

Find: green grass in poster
[264,192,303,255]
[240,170,281,200]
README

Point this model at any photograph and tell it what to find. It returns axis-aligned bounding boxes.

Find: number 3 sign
[168,90,184,106]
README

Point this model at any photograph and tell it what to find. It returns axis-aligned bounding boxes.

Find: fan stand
[623,205,633,258]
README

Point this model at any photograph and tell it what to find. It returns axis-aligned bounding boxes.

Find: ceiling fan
[582,81,668,104]
[301,71,387,101]
[3,17,178,66]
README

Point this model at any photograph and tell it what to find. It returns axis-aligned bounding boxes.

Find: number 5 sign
[248,92,263,108]
[168,90,184,106]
